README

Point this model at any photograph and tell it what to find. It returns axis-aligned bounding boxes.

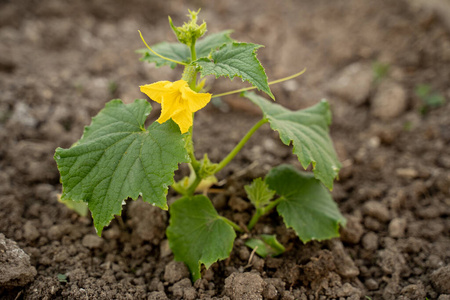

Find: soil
[1,0,449,299]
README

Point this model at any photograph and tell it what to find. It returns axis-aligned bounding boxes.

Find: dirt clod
[371,81,408,120]
[431,265,450,294]
[225,272,266,300]
[81,234,104,249]
[340,216,364,244]
[388,218,407,238]
[327,62,372,105]
[163,261,190,284]
[0,233,37,288]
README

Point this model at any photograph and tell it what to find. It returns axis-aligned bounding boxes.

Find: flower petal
[181,86,211,112]
[171,109,193,133]
[158,94,183,124]
[140,81,173,103]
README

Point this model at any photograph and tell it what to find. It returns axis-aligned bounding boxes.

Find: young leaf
[244,178,275,208]
[139,30,234,68]
[194,43,274,99]
[265,165,346,243]
[167,195,236,281]
[245,234,285,258]
[54,99,189,235]
[243,91,341,190]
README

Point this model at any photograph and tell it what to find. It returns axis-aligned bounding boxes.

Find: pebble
[388,218,407,238]
[327,62,373,105]
[431,265,450,294]
[159,239,172,258]
[81,234,103,249]
[362,232,379,251]
[395,168,419,179]
[362,201,390,222]
[371,81,408,120]
[365,278,379,290]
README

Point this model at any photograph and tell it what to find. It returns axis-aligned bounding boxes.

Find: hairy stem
[247,197,284,231]
[219,216,244,232]
[211,68,306,99]
[214,118,268,173]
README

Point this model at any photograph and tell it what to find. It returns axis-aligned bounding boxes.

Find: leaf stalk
[211,68,306,99]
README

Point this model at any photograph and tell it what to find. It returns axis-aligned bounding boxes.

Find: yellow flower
[140,80,211,133]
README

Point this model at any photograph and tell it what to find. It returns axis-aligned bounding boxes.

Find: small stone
[340,216,364,244]
[81,234,103,249]
[431,265,450,294]
[363,201,390,222]
[225,272,266,300]
[371,81,408,120]
[395,168,419,179]
[163,261,190,284]
[362,232,379,251]
[238,246,250,261]
[0,233,37,288]
[438,295,450,300]
[388,218,407,238]
[327,62,373,105]
[159,239,172,258]
[365,278,379,290]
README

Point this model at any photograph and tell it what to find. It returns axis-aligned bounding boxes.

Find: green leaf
[266,165,346,243]
[167,195,236,281]
[54,99,189,235]
[244,178,275,209]
[243,91,341,190]
[194,43,274,99]
[138,30,234,68]
[245,234,285,258]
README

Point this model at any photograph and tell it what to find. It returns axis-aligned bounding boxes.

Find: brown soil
[1,0,449,299]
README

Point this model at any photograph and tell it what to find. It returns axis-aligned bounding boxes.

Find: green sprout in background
[415,84,446,114]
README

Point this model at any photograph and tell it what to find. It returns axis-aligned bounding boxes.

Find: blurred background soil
[0,0,449,299]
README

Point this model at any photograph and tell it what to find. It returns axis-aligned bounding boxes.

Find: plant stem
[185,173,202,196]
[211,68,306,99]
[190,39,197,61]
[261,196,284,214]
[214,118,268,173]
[219,216,244,232]
[247,209,263,231]
[247,197,284,231]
